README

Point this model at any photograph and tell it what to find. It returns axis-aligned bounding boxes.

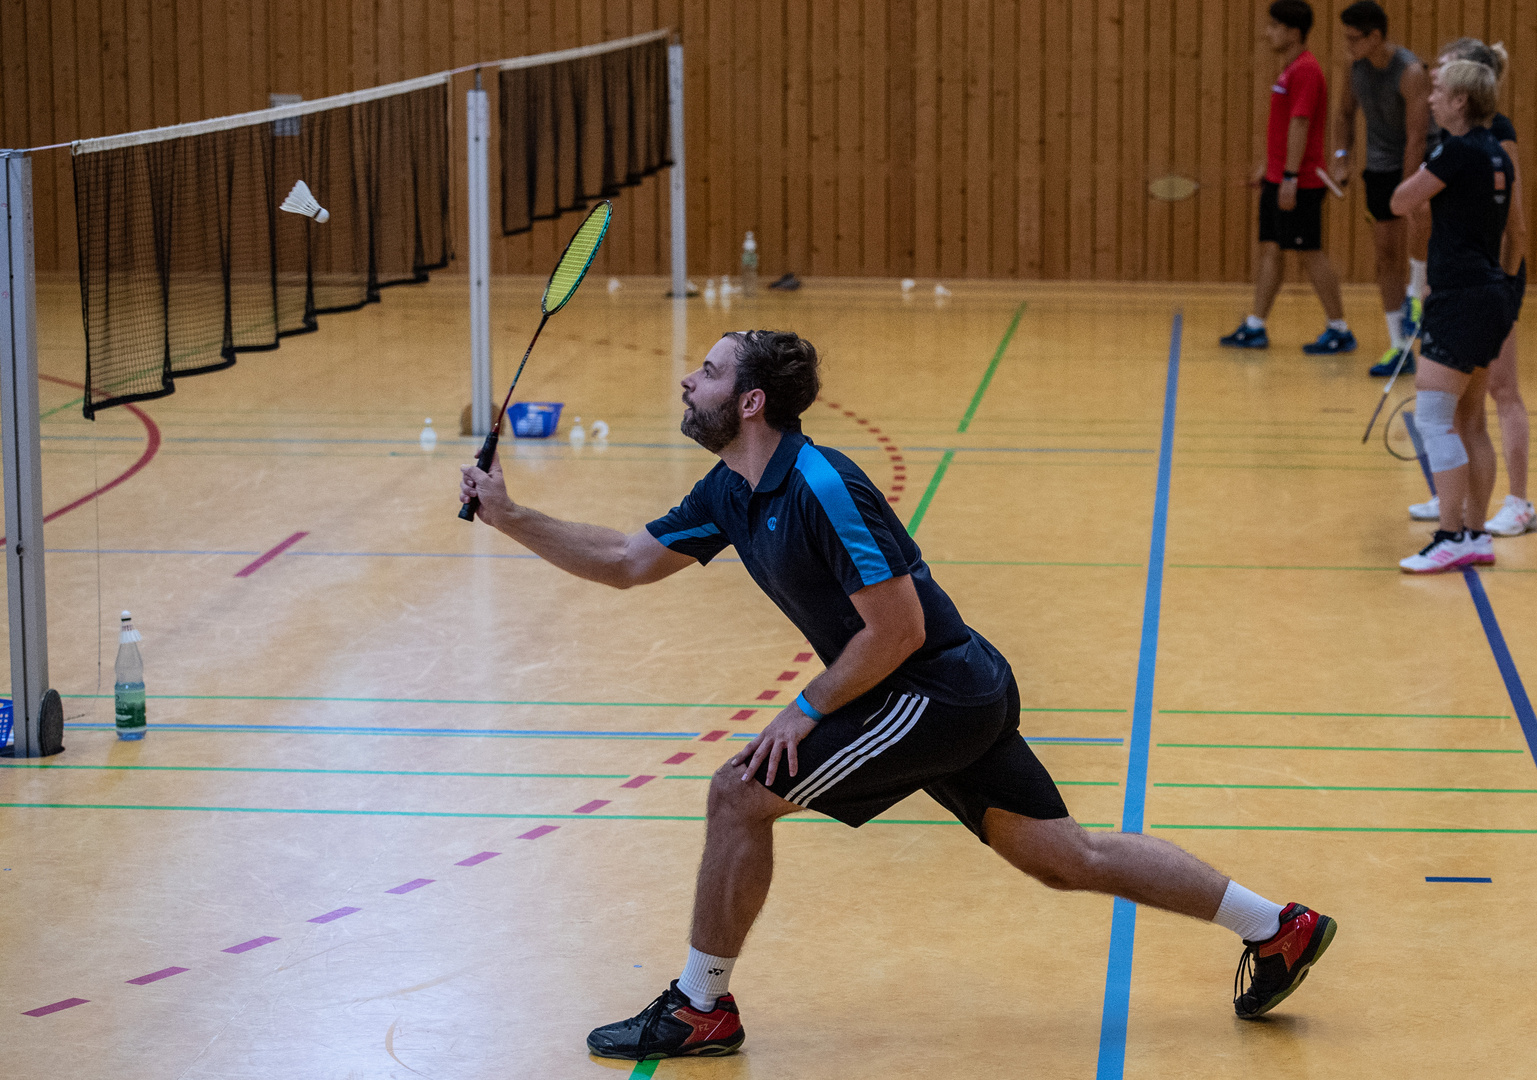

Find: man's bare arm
[461,454,696,589]
[1400,62,1430,179]
[1333,75,1358,180]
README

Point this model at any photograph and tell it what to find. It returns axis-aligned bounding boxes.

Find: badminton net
[500,30,671,235]
[72,74,451,417]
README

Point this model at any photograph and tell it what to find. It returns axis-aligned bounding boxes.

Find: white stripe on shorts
[783,693,930,808]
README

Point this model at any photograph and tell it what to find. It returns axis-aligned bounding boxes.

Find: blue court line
[1460,568,1537,769]
[1426,876,1492,883]
[1096,310,1181,1080]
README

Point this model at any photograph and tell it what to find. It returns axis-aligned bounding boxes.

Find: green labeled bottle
[114,611,146,740]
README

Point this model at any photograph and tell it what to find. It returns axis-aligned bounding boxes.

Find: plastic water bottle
[419,417,437,451]
[703,278,717,305]
[114,611,146,740]
[569,416,586,446]
[741,231,758,297]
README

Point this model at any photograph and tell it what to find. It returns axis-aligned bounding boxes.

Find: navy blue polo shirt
[646,429,1010,706]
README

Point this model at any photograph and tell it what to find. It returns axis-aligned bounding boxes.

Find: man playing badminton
[459,330,1337,1060]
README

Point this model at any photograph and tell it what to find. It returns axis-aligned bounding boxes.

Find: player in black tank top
[1389,60,1517,573]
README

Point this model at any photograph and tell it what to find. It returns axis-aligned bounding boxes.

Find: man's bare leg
[1251,241,1285,321]
[1488,328,1529,500]
[689,764,799,956]
[1372,219,1409,314]
[1300,249,1347,322]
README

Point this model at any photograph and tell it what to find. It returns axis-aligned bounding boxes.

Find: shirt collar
[753,427,808,494]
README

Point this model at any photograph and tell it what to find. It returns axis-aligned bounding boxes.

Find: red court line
[23,997,89,1017]
[729,710,756,721]
[518,825,559,839]
[698,730,727,742]
[385,878,434,895]
[621,775,655,788]
[126,967,188,985]
[308,907,361,923]
[1,376,161,546]
[756,690,779,701]
[234,531,309,577]
[456,851,500,866]
[574,800,610,813]
[663,752,694,765]
[776,671,799,681]
[794,653,813,663]
[222,936,279,954]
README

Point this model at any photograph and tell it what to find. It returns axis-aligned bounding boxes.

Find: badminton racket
[1362,310,1424,443]
[458,201,612,521]
[1315,166,1346,199]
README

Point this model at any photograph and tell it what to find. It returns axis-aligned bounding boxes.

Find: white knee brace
[1415,390,1468,473]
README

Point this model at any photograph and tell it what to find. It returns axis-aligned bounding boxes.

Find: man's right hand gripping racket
[460,201,612,521]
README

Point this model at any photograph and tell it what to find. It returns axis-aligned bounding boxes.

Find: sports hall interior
[3,1,1536,1077]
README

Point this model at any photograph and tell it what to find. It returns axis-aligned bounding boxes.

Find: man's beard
[680,395,741,453]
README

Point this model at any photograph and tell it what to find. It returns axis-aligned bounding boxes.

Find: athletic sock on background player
[1385,312,1406,351]
[1409,258,1428,299]
[1213,881,1285,942]
[678,948,736,1012]
[1327,319,1350,333]
[1245,315,1265,331]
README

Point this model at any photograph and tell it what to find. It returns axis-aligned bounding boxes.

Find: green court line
[0,800,1113,829]
[1155,782,1537,793]
[48,693,780,708]
[956,300,1027,433]
[930,559,1142,568]
[1152,823,1537,834]
[906,449,954,535]
[1159,709,1510,719]
[630,1062,658,1079]
[1157,742,1523,753]
[1170,563,1398,572]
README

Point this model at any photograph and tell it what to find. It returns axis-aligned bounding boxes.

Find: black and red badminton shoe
[1233,903,1337,1019]
[587,981,745,1060]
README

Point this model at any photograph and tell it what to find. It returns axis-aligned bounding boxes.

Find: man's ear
[739,388,767,420]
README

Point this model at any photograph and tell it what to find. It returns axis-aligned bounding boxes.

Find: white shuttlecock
[934,283,952,297]
[280,180,329,223]
[900,278,916,292]
[589,420,609,441]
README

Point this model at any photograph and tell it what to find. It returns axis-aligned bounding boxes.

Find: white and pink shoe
[1466,530,1496,565]
[1400,531,1477,574]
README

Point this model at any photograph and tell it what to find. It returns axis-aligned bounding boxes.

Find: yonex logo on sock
[708,967,724,975]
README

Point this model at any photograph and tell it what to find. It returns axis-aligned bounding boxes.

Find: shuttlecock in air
[280,180,329,223]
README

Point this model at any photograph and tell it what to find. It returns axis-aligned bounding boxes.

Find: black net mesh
[73,81,450,418]
[499,37,671,235]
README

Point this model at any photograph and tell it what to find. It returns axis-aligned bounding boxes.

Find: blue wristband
[794,692,825,721]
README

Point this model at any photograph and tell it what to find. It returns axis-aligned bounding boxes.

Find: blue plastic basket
[508,401,564,438]
[0,697,12,749]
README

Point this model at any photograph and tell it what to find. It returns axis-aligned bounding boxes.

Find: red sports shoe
[1233,903,1337,1018]
[587,981,745,1060]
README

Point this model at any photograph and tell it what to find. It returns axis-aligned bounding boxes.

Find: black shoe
[1219,322,1269,348]
[587,981,745,1060]
[768,272,801,290]
[1234,903,1337,1019]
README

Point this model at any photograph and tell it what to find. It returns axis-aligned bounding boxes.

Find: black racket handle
[458,430,501,521]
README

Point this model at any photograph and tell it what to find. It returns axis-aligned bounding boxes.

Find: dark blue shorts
[757,674,1070,843]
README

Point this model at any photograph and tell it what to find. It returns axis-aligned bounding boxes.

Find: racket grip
[457,431,501,522]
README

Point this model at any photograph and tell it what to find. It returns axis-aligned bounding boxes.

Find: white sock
[1213,881,1285,942]
[678,947,736,1012]
[1386,311,1405,350]
[1327,318,1349,333]
[1409,258,1428,299]
[1245,314,1265,330]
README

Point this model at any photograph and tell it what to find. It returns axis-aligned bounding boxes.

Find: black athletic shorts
[1508,259,1527,323]
[1258,181,1326,250]
[755,674,1070,842]
[1420,283,1515,373]
[1362,168,1402,222]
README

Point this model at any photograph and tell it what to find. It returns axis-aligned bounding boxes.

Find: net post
[467,75,494,437]
[0,151,54,757]
[667,41,688,300]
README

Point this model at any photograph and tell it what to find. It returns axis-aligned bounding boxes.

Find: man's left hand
[730,701,820,787]
[1278,178,1298,211]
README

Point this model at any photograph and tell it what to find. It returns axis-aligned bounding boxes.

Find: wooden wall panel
[5,0,1536,283]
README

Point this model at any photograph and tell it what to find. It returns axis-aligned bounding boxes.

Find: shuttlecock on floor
[569,416,586,446]
[280,179,329,223]
[590,420,609,442]
[608,277,621,293]
[933,283,951,297]
[419,418,437,451]
[704,278,718,305]
[901,278,916,293]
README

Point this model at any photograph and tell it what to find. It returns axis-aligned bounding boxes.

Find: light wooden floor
[3,274,1536,1078]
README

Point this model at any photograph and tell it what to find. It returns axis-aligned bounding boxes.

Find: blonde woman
[1391,55,1517,572]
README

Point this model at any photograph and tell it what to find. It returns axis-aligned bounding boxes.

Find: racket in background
[459,201,613,521]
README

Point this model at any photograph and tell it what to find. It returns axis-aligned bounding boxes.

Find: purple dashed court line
[222,936,280,954]
[23,998,88,1017]
[385,878,434,895]
[519,825,559,840]
[308,906,362,924]
[621,775,656,789]
[126,966,188,985]
[456,851,500,866]
[574,800,610,814]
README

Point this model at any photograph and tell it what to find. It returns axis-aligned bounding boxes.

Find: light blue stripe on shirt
[655,522,721,547]
[794,443,893,587]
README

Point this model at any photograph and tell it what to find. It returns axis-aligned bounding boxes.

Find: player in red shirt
[1222,1,1356,354]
